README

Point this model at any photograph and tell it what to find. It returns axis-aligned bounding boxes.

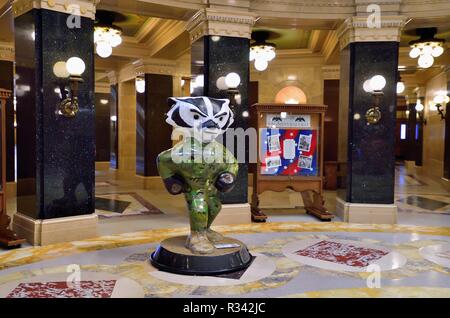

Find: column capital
[12,0,98,19]
[107,71,118,85]
[337,15,407,50]
[135,58,177,77]
[186,8,257,44]
[0,89,12,99]
[0,42,15,62]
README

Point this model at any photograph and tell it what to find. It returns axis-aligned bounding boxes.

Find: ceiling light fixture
[250,31,277,72]
[94,10,124,58]
[409,28,445,69]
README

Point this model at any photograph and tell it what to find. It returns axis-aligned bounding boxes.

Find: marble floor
[1,162,449,298]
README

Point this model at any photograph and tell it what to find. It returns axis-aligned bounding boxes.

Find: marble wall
[118,81,136,173]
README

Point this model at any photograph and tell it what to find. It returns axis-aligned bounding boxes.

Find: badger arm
[215,148,239,193]
[157,150,185,195]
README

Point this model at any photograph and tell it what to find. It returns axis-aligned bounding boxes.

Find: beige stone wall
[118,80,136,173]
[251,63,324,105]
[423,71,447,177]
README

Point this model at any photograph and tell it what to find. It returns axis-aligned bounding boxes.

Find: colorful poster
[260,128,319,176]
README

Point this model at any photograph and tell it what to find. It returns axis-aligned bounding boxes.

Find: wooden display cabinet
[0,89,25,247]
[250,103,334,222]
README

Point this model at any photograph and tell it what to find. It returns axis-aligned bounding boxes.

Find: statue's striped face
[166,97,234,141]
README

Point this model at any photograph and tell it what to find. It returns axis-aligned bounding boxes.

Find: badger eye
[193,114,200,120]
[219,116,224,121]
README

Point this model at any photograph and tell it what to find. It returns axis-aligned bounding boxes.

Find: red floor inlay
[296,240,388,267]
[6,280,117,298]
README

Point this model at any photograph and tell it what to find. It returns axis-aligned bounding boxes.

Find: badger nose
[202,120,219,129]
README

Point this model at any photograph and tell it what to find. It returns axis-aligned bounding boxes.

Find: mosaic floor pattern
[0,222,449,298]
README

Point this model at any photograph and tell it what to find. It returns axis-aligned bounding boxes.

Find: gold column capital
[0,42,14,62]
[186,8,257,43]
[12,0,97,19]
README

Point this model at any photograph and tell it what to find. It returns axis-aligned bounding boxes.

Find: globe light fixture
[66,57,86,76]
[52,57,86,118]
[94,10,124,58]
[396,74,405,95]
[409,28,445,69]
[432,91,450,120]
[225,72,241,89]
[415,99,424,112]
[135,77,145,94]
[363,75,386,125]
[250,31,277,72]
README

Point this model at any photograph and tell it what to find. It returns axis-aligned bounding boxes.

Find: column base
[95,161,110,171]
[214,203,251,226]
[336,197,398,224]
[6,181,16,199]
[12,213,98,246]
[135,175,163,190]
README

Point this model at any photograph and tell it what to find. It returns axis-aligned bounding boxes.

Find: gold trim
[12,0,97,19]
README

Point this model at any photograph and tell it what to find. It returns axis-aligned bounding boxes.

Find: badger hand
[215,172,236,193]
[163,174,185,195]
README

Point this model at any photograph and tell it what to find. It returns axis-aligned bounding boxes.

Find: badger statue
[157,96,238,255]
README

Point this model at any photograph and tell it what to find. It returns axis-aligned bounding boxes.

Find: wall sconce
[136,77,145,93]
[363,75,386,125]
[432,92,450,120]
[415,99,427,124]
[53,57,86,118]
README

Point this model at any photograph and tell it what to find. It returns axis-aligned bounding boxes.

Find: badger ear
[168,97,178,108]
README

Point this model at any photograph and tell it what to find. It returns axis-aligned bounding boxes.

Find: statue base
[150,236,252,275]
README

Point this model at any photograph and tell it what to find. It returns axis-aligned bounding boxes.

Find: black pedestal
[150,236,252,275]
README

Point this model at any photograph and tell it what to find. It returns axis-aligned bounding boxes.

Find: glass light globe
[215,76,228,90]
[254,58,268,71]
[135,79,145,93]
[194,75,204,88]
[418,54,434,68]
[415,101,424,112]
[396,81,405,94]
[266,49,276,61]
[432,45,444,57]
[433,95,445,104]
[242,111,249,118]
[53,61,70,78]
[409,47,421,58]
[422,45,433,55]
[363,80,373,93]
[225,72,241,89]
[370,75,386,91]
[249,49,256,62]
[94,29,102,43]
[66,57,85,76]
[110,34,122,47]
[96,41,112,58]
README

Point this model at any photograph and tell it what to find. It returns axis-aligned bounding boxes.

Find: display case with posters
[250,103,334,222]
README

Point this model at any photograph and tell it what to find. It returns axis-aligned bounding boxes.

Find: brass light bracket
[57,75,83,118]
[366,90,383,125]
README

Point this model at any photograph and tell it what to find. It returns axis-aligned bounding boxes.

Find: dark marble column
[338,42,399,205]
[110,84,119,169]
[136,74,173,176]
[14,8,94,219]
[0,59,15,183]
[190,35,250,204]
[444,76,450,179]
[95,93,111,162]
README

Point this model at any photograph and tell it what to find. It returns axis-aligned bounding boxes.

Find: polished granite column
[187,9,255,207]
[336,16,405,224]
[12,1,96,245]
[444,70,450,179]
[95,92,111,163]
[0,44,15,183]
[110,83,119,169]
[136,74,173,177]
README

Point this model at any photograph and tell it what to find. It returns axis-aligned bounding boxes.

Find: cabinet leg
[251,193,267,223]
[0,214,25,248]
[300,190,334,222]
